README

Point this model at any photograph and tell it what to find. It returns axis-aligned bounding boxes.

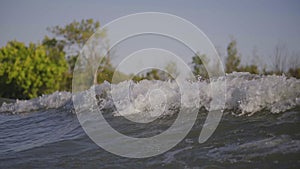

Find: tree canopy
[48,19,100,54]
[0,41,68,99]
[191,52,209,78]
[225,40,241,73]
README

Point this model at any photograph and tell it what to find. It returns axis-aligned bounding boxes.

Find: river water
[0,73,299,168]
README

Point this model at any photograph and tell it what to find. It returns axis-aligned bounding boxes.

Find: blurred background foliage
[0,19,299,99]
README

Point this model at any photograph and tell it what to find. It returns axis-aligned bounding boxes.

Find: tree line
[191,39,300,79]
[0,19,299,99]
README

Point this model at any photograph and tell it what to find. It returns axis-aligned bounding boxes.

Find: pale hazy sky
[1,0,300,65]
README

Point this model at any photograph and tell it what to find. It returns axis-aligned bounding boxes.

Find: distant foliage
[48,19,103,72]
[48,19,101,53]
[1,19,299,100]
[48,19,113,86]
[42,36,72,91]
[288,68,300,79]
[225,40,259,75]
[225,40,241,73]
[191,52,209,78]
[0,41,68,99]
[238,65,259,74]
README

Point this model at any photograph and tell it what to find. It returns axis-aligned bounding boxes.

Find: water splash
[1,72,299,116]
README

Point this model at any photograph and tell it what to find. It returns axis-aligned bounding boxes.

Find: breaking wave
[1,72,299,116]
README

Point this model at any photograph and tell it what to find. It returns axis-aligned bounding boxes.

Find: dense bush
[0,41,68,99]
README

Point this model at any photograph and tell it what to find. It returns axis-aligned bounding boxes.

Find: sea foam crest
[0,72,299,116]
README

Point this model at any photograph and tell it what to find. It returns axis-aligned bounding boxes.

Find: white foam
[1,72,299,116]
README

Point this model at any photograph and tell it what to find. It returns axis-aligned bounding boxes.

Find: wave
[0,91,71,114]
[1,72,299,116]
[207,134,300,163]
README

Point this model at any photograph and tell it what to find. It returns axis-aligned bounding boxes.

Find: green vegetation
[288,68,300,79]
[191,52,209,79]
[224,39,259,74]
[48,19,113,86]
[0,41,68,99]
[0,19,299,99]
[225,40,241,73]
[47,18,101,70]
[224,39,298,76]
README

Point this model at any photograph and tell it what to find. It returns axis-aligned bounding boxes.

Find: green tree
[42,36,72,90]
[48,19,113,85]
[0,41,68,99]
[48,19,101,55]
[47,19,106,71]
[191,52,209,78]
[225,40,241,73]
